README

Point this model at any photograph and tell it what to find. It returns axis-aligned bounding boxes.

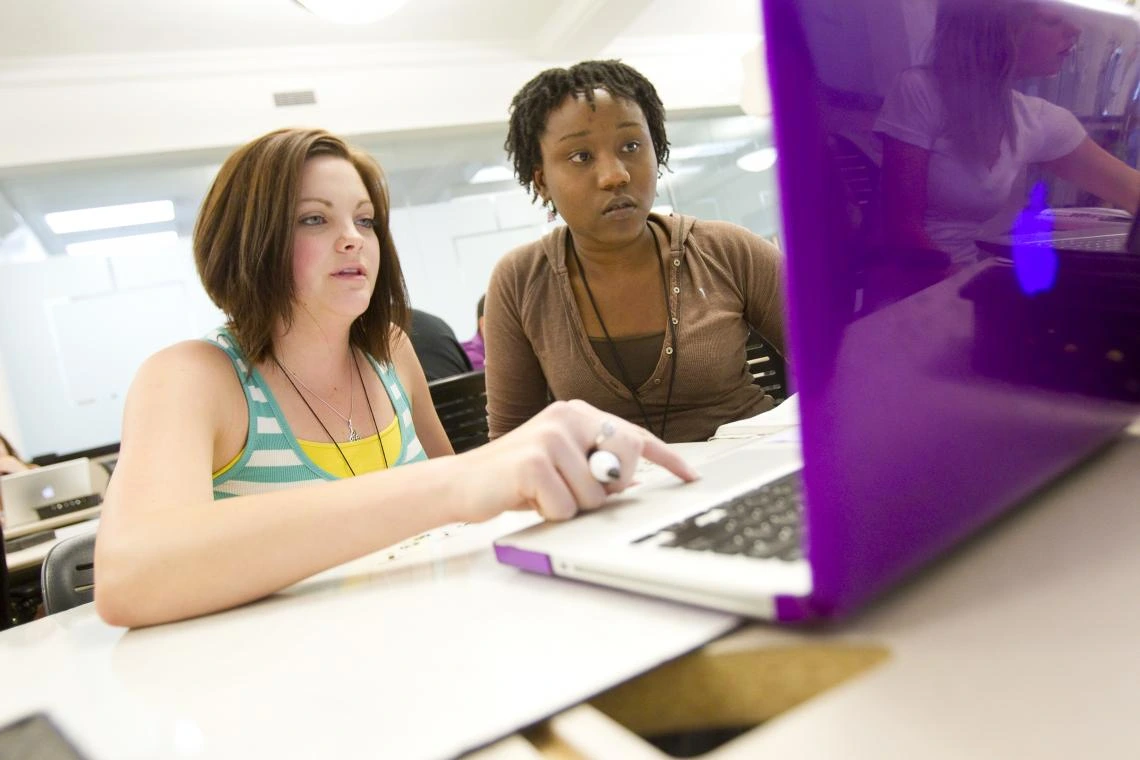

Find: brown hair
[930,0,1032,167]
[0,431,18,460]
[194,128,409,365]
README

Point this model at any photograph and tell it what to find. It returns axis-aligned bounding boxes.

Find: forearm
[95,456,466,627]
[1043,138,1140,214]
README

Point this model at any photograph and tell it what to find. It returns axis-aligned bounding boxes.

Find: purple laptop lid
[766,0,1140,620]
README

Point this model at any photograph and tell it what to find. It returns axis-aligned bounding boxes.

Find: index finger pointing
[639,437,700,483]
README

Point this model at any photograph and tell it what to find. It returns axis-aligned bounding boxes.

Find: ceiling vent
[273,90,317,107]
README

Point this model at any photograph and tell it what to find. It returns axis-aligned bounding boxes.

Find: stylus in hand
[588,449,621,484]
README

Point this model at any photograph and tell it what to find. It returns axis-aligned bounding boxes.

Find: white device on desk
[1,458,101,529]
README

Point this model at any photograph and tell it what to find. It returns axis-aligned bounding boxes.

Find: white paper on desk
[709,393,800,440]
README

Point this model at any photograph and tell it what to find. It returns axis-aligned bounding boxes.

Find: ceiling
[0,0,761,59]
[0,0,767,255]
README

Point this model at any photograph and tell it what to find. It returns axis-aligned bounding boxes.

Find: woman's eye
[356,218,376,229]
[623,141,641,153]
[569,151,590,164]
[299,214,325,226]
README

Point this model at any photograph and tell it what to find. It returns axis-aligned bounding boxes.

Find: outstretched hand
[459,400,698,523]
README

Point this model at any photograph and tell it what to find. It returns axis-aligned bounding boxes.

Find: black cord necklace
[570,227,680,440]
[273,349,390,477]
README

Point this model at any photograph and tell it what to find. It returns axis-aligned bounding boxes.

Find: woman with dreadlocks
[485,59,788,444]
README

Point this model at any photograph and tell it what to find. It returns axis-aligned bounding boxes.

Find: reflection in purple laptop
[494,0,1140,621]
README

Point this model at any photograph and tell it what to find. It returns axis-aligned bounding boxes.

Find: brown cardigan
[484,213,786,443]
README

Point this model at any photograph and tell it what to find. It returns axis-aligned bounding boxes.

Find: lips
[332,266,366,278]
[602,197,637,216]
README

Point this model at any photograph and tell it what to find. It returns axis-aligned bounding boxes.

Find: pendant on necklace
[347,419,360,442]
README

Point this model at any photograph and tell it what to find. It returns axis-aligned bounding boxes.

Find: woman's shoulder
[1010,88,1079,125]
[383,325,416,372]
[126,339,244,422]
[879,67,941,116]
[893,66,935,89]
[137,339,238,387]
[684,217,779,257]
[488,227,563,301]
[494,228,559,273]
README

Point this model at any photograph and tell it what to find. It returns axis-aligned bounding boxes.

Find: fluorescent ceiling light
[670,139,752,162]
[66,230,179,257]
[46,200,175,234]
[469,166,514,185]
[1062,0,1134,17]
[295,0,411,24]
[736,147,778,173]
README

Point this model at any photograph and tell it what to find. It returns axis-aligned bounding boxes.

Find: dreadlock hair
[505,59,670,205]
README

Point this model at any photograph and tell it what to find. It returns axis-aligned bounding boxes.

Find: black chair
[827,133,882,314]
[828,133,880,224]
[40,532,96,615]
[746,336,789,403]
[427,371,489,453]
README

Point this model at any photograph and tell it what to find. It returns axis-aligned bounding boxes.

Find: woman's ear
[533,168,547,204]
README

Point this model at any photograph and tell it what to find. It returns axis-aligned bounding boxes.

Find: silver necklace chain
[277,352,358,441]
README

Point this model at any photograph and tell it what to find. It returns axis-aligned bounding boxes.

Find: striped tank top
[205,327,428,499]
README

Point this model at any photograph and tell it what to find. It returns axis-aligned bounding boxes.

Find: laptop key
[778,545,804,562]
[634,472,806,562]
[677,535,717,552]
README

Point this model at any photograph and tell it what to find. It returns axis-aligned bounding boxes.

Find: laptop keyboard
[632,472,805,561]
[1020,234,1126,251]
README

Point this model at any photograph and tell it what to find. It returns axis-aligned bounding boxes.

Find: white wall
[0,240,224,457]
[0,352,21,455]
[0,30,769,457]
[394,188,550,339]
[0,187,549,457]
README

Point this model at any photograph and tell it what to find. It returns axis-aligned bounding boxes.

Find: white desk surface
[3,433,1139,759]
[0,443,741,760]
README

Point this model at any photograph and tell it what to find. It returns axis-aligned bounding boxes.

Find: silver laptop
[1,458,97,528]
[496,439,809,618]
